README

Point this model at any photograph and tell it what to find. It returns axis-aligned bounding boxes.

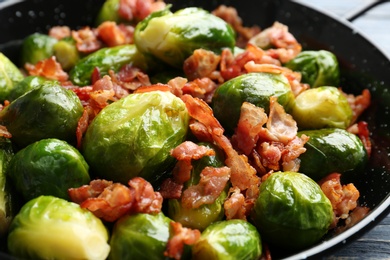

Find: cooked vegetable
[82,90,189,184]
[20,33,58,65]
[192,219,262,260]
[8,75,57,102]
[95,0,122,25]
[0,83,84,148]
[298,128,368,181]
[251,171,333,250]
[53,37,80,71]
[285,50,340,88]
[7,195,110,260]
[7,138,90,202]
[0,52,24,102]
[109,213,171,260]
[69,44,150,86]
[291,86,353,130]
[134,6,235,68]
[167,142,228,231]
[212,72,295,134]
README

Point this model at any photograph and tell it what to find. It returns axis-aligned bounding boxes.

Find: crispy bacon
[171,141,216,161]
[0,125,12,138]
[182,78,218,103]
[119,0,166,22]
[72,27,102,53]
[345,89,371,124]
[223,187,248,220]
[129,177,163,213]
[96,21,132,47]
[183,49,221,80]
[159,178,183,199]
[49,26,71,40]
[76,108,89,149]
[68,179,113,204]
[25,56,68,81]
[134,84,171,93]
[110,64,151,92]
[164,222,201,260]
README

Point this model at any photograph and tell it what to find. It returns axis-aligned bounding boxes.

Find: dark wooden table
[295,1,390,259]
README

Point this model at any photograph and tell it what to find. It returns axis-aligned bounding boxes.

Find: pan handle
[344,0,389,21]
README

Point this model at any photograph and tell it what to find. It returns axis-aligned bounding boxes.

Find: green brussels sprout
[7,195,110,260]
[0,83,84,148]
[291,86,353,130]
[82,90,189,184]
[298,128,368,181]
[134,6,235,68]
[109,213,171,260]
[8,75,58,102]
[285,50,340,88]
[192,219,262,260]
[53,37,80,71]
[69,44,150,86]
[95,0,122,25]
[0,52,24,102]
[251,171,333,251]
[7,138,90,202]
[212,72,295,134]
[20,33,58,65]
[167,142,228,231]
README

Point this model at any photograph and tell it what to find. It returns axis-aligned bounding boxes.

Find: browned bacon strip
[25,56,69,81]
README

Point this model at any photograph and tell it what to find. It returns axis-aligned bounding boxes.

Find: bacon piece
[129,177,163,214]
[68,179,114,204]
[164,222,201,260]
[223,187,247,220]
[182,78,218,103]
[110,65,151,92]
[183,49,221,80]
[119,0,166,22]
[49,26,71,40]
[25,56,69,81]
[181,166,231,209]
[345,89,371,124]
[159,178,183,199]
[171,141,215,161]
[134,84,171,93]
[76,108,89,149]
[281,135,309,172]
[72,27,102,53]
[0,125,11,138]
[96,21,128,47]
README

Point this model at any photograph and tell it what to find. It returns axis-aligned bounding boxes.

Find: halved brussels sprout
[0,52,24,102]
[7,195,110,260]
[251,171,333,251]
[82,90,189,184]
[109,213,171,260]
[167,142,228,231]
[20,33,58,65]
[285,50,340,88]
[291,86,353,130]
[69,44,150,86]
[0,83,84,148]
[298,128,368,181]
[134,6,235,68]
[192,219,262,260]
[8,75,58,102]
[53,37,80,71]
[212,72,295,134]
[7,138,90,202]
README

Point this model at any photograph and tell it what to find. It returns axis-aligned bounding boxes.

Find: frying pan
[0,0,389,259]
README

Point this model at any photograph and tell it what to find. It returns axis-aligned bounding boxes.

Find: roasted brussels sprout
[20,33,57,65]
[251,171,333,251]
[0,83,84,148]
[109,213,171,260]
[134,6,235,68]
[285,50,340,88]
[8,75,57,102]
[69,44,150,86]
[82,90,189,184]
[212,72,295,134]
[167,142,228,231]
[192,219,262,260]
[0,52,24,102]
[95,0,122,25]
[291,86,353,130]
[7,195,110,260]
[7,138,90,202]
[53,37,80,71]
[298,128,368,181]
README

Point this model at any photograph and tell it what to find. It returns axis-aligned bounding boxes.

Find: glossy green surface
[0,53,24,102]
[82,90,189,184]
[134,6,235,68]
[192,219,262,260]
[53,37,80,71]
[298,128,368,181]
[8,76,57,102]
[251,171,333,250]
[212,72,295,134]
[20,33,57,65]
[95,0,122,25]
[7,195,110,260]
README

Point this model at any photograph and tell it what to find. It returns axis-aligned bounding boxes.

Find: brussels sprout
[251,171,333,251]
[82,90,189,184]
[7,195,110,260]
[7,138,90,202]
[134,6,235,68]
[212,72,295,134]
[291,86,353,130]
[0,52,24,102]
[20,33,58,65]
[53,37,80,71]
[8,75,57,102]
[192,219,262,260]
[95,0,122,25]
[298,128,368,181]
[109,213,171,260]
[0,83,84,148]
[167,142,228,231]
[285,50,340,88]
[69,44,150,86]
